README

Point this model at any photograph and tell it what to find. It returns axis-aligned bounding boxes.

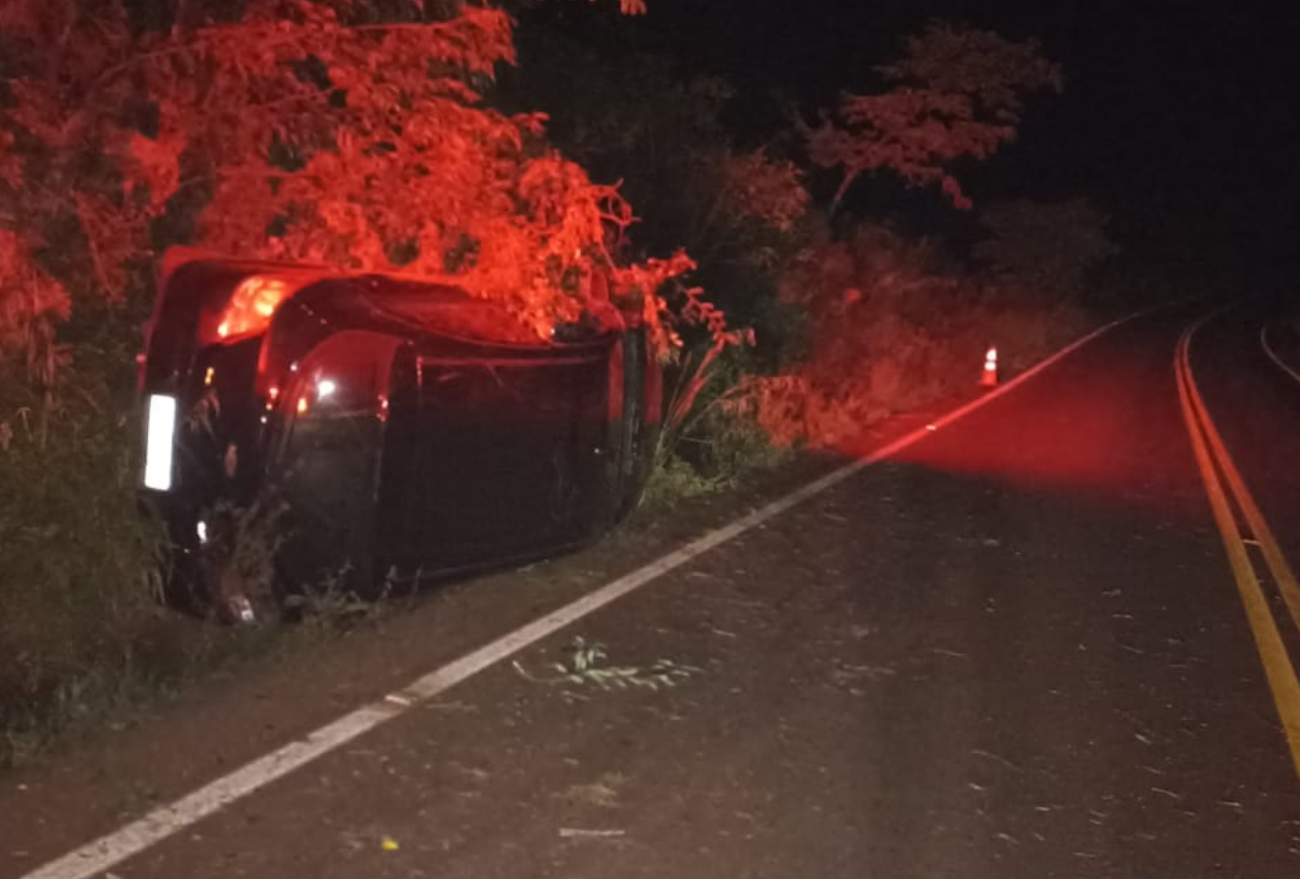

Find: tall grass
[0,312,176,764]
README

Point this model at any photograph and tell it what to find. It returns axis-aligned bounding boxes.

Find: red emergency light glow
[217,276,290,339]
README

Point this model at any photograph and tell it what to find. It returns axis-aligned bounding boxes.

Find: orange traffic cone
[980,346,998,388]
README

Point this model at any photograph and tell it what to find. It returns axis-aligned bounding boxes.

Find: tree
[802,21,1061,211]
[513,49,807,277]
[974,198,1118,299]
[0,0,723,383]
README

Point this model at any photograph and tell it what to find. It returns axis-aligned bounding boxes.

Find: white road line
[1261,324,1300,385]
[19,308,1151,879]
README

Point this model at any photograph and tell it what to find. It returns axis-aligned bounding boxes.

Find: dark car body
[140,250,661,612]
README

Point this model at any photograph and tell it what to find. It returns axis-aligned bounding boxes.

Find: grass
[644,370,795,508]
[0,321,172,768]
[0,579,396,771]
[0,611,278,768]
[641,455,724,506]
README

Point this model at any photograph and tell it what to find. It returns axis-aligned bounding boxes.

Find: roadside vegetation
[1,0,1118,769]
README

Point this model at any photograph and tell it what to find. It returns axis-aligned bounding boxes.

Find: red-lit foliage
[803,22,1061,210]
[0,0,718,376]
[0,230,69,389]
[736,225,1088,449]
[714,150,809,237]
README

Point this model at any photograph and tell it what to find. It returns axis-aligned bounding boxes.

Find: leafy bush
[737,223,1090,448]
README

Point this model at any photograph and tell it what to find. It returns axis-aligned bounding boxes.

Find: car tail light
[217,276,290,340]
[143,394,177,490]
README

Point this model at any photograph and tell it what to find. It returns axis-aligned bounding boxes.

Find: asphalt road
[5,302,1300,878]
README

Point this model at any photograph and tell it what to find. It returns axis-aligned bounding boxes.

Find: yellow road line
[1183,335,1300,639]
[1175,321,1300,781]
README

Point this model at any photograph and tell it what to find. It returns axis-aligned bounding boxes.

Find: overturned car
[139,249,661,619]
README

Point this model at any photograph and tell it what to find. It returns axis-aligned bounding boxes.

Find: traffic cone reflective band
[980,346,998,387]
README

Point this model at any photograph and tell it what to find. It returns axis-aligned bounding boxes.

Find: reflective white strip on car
[143,394,177,491]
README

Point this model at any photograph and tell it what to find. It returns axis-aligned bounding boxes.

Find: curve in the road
[1261,323,1300,386]
[1176,308,1300,783]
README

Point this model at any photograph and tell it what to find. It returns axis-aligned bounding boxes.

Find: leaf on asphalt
[513,637,703,695]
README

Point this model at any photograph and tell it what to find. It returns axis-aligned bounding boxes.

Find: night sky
[521,0,1299,279]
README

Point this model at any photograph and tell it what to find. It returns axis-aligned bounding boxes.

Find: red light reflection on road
[835,349,1207,525]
